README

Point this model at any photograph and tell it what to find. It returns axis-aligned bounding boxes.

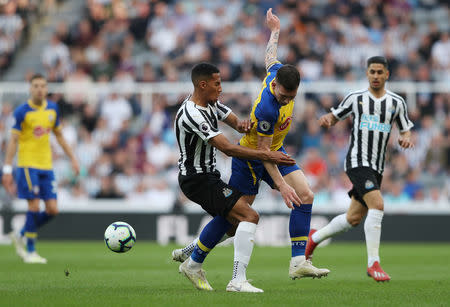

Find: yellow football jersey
[239,63,294,151]
[11,100,61,170]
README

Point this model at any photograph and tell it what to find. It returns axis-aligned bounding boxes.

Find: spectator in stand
[99,92,132,132]
[95,176,124,199]
[2,0,447,205]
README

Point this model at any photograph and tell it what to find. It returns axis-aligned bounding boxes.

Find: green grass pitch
[1,241,449,306]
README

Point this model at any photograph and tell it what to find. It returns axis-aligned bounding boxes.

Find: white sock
[232,221,257,282]
[186,256,202,270]
[311,213,352,244]
[291,255,306,264]
[364,209,384,267]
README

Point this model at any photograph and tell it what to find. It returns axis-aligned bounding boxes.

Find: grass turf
[0,241,449,306]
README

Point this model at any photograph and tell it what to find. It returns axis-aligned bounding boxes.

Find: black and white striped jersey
[331,89,414,174]
[174,98,232,176]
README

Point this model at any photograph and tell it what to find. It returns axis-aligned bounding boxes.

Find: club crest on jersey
[199,122,210,133]
[279,116,292,131]
[48,114,55,121]
[222,187,232,198]
[365,180,374,189]
[258,120,271,132]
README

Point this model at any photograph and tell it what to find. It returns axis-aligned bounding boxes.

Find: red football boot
[367,261,391,282]
[305,229,318,260]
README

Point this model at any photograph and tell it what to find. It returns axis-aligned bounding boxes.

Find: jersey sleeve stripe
[184,105,209,137]
[257,131,274,137]
[217,103,228,114]
[266,60,281,70]
[198,109,219,133]
[336,106,353,118]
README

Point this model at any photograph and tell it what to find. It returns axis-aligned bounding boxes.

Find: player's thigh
[229,157,263,196]
[44,199,58,215]
[346,197,368,226]
[241,194,256,206]
[282,169,314,204]
[362,190,384,211]
[226,196,259,225]
[179,172,243,218]
[16,167,40,201]
[39,170,57,202]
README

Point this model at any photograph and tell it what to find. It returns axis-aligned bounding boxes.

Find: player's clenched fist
[398,136,414,149]
[236,119,254,133]
[318,113,337,129]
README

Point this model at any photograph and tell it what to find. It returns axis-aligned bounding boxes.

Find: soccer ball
[104,221,136,253]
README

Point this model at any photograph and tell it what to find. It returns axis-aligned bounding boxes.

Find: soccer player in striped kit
[306,56,414,282]
[173,63,296,292]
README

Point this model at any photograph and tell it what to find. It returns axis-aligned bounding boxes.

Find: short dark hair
[191,63,220,86]
[275,64,300,91]
[367,56,388,68]
[30,73,46,83]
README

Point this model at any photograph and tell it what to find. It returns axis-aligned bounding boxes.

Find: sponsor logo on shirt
[359,114,391,132]
[33,126,51,137]
[279,116,292,131]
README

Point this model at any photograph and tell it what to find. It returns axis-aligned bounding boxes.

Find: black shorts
[178,171,243,217]
[346,167,383,207]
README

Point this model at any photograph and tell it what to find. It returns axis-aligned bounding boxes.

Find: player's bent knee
[243,210,259,224]
[301,190,314,204]
[348,217,361,227]
[46,208,59,216]
[370,201,384,211]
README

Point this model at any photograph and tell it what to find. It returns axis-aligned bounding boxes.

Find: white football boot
[23,252,47,264]
[9,231,27,259]
[226,279,264,293]
[289,256,330,279]
[179,259,213,291]
[172,248,189,263]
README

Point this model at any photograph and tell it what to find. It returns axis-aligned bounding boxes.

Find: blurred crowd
[0,0,449,210]
[0,0,63,73]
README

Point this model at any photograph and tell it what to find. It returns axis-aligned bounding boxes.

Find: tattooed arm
[265,8,281,71]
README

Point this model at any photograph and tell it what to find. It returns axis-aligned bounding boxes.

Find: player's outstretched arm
[398,130,414,149]
[265,8,281,70]
[223,112,253,133]
[53,129,80,176]
[318,113,339,129]
[2,133,19,194]
[208,134,295,165]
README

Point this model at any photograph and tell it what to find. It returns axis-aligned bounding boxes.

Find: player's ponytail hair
[275,64,300,91]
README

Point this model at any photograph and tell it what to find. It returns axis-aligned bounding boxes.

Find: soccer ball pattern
[104,221,136,253]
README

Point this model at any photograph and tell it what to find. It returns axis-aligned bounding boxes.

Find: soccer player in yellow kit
[228,8,330,279]
[172,9,329,281]
[2,74,79,263]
